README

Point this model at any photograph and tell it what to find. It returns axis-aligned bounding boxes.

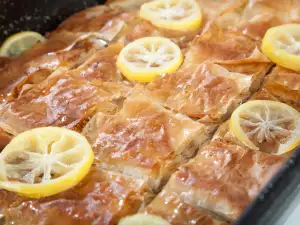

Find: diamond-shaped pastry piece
[161,140,284,221]
[83,93,209,191]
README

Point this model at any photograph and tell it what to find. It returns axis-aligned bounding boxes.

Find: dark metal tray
[1,0,300,224]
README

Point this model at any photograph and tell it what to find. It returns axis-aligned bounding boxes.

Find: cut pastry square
[182,25,270,68]
[0,32,108,102]
[143,61,269,124]
[214,0,300,40]
[261,66,300,111]
[254,67,300,112]
[0,72,128,136]
[162,140,284,222]
[0,168,148,225]
[82,93,208,192]
[144,187,229,225]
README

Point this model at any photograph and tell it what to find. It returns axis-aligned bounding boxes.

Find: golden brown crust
[51,5,123,35]
[169,140,284,221]
[0,0,298,224]
[261,66,300,111]
[0,32,109,102]
[0,32,79,100]
[214,0,300,40]
[0,74,120,135]
[0,43,132,135]
[140,26,271,123]
[83,93,208,191]
[145,189,229,225]
[0,168,148,225]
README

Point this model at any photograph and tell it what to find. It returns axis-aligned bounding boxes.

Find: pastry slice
[145,187,229,225]
[160,140,284,222]
[82,93,208,192]
[0,168,148,225]
[0,32,107,102]
[0,42,134,135]
[215,0,300,40]
[67,43,124,82]
[0,73,127,135]
[142,26,271,124]
[261,66,300,111]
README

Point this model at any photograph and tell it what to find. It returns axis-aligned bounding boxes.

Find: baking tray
[0,0,100,42]
[1,0,300,224]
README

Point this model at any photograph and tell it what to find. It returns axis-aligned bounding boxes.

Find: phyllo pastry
[156,140,284,222]
[0,43,133,135]
[145,186,229,225]
[0,31,79,100]
[0,168,148,225]
[52,0,244,50]
[259,66,300,111]
[51,5,123,36]
[141,26,271,124]
[215,0,300,40]
[0,32,107,102]
[0,128,12,151]
[82,93,208,191]
[0,73,119,135]
[214,77,300,155]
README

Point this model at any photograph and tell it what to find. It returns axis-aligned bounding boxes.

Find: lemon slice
[230,100,300,155]
[117,37,183,82]
[0,31,45,57]
[262,24,300,71]
[118,214,171,225]
[140,0,202,31]
[0,127,94,198]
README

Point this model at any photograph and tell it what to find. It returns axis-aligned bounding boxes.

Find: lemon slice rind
[0,31,45,57]
[262,24,300,71]
[230,100,300,154]
[117,37,183,82]
[139,0,202,31]
[0,127,94,198]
